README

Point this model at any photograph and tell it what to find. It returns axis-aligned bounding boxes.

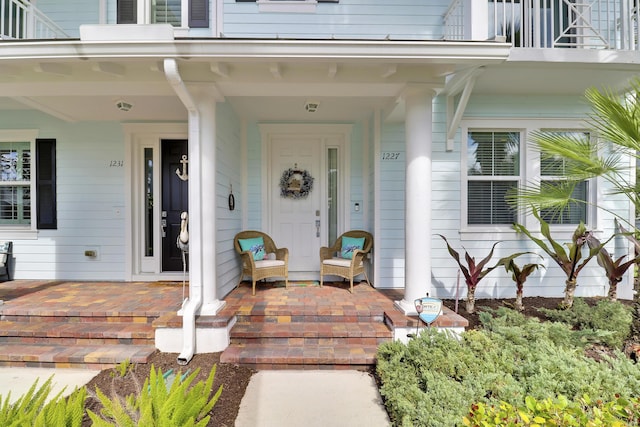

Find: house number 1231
[381,152,401,160]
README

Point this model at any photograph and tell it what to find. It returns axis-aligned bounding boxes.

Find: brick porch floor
[0,280,467,370]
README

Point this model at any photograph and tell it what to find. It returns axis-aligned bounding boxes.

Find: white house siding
[349,122,364,231]
[36,0,100,38]
[245,122,262,230]
[428,94,634,300]
[0,111,126,280]
[215,102,243,298]
[222,0,448,40]
[377,122,406,288]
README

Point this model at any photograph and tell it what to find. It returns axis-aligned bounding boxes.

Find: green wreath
[280,168,314,199]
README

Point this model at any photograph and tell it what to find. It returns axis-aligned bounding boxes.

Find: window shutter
[36,139,56,230]
[118,0,137,24]
[189,0,209,28]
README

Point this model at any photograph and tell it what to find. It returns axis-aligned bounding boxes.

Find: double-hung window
[462,121,593,239]
[0,131,56,237]
[539,131,590,225]
[0,141,31,226]
[117,0,209,28]
[466,130,520,226]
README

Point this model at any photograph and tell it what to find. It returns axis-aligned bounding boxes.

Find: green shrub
[376,307,640,426]
[538,297,632,348]
[463,394,640,426]
[87,364,222,427]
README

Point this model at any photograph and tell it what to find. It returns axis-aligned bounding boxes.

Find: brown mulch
[80,296,636,426]
[82,352,254,427]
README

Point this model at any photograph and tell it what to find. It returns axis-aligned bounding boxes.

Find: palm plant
[513,208,600,308]
[438,235,527,314]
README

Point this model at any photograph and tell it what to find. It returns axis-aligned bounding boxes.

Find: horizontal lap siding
[223,0,447,39]
[377,123,405,287]
[215,103,243,297]
[35,0,100,38]
[430,94,633,300]
[0,111,126,280]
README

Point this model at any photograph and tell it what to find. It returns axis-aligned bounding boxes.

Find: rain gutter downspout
[164,58,202,365]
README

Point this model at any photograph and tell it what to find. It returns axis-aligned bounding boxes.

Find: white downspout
[163,58,202,365]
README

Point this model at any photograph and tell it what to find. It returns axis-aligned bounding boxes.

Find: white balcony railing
[1,0,67,40]
[444,0,640,51]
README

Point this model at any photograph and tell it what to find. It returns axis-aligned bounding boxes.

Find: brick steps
[220,285,395,370]
[0,304,160,369]
[0,343,156,370]
[0,321,154,345]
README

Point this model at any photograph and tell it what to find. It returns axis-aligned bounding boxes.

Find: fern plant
[87,364,222,427]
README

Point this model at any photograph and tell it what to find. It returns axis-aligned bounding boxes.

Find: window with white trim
[462,121,594,237]
[0,141,31,225]
[466,130,520,225]
[117,0,209,28]
[539,131,589,225]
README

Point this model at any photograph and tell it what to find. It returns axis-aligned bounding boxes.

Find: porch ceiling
[0,40,636,123]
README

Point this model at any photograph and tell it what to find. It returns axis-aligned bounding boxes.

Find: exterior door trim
[124,122,188,281]
[259,123,351,278]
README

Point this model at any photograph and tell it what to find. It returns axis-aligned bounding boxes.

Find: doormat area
[273,280,320,288]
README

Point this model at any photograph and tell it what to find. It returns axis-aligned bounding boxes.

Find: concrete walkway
[0,367,100,404]
[235,370,391,427]
[0,368,391,427]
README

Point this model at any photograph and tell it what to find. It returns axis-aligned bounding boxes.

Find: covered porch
[0,280,467,370]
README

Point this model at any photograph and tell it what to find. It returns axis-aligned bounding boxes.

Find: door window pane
[327,148,338,245]
[144,148,154,257]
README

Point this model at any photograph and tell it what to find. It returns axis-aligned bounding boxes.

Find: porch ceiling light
[116,100,133,112]
[304,100,320,113]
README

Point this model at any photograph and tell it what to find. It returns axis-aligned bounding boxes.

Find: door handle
[315,220,320,237]
[161,219,167,238]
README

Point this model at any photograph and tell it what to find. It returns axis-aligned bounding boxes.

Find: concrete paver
[235,370,391,427]
[0,367,100,404]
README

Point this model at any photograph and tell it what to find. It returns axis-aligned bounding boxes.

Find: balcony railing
[444,0,640,50]
[1,0,67,40]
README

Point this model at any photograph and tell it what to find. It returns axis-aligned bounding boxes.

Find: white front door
[270,135,322,273]
[263,124,351,279]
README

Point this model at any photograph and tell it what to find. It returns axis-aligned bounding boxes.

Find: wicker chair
[234,231,289,295]
[319,230,373,293]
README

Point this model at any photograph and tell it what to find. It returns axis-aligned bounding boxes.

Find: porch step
[229,322,391,346]
[221,283,395,370]
[0,295,164,369]
[0,343,156,370]
[0,320,154,346]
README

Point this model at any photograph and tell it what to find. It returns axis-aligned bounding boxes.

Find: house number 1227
[109,160,123,167]
[381,152,400,160]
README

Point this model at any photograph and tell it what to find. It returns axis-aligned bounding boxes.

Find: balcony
[445,0,640,50]
[1,0,67,40]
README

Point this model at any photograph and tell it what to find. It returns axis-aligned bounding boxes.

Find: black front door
[161,139,188,272]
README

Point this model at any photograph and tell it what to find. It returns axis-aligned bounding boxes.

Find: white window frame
[0,130,38,240]
[460,118,597,241]
[138,0,189,28]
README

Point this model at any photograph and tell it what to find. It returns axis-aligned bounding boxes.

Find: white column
[395,86,434,315]
[194,88,225,315]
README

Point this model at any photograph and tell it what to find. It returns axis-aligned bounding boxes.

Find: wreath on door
[280,167,314,199]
